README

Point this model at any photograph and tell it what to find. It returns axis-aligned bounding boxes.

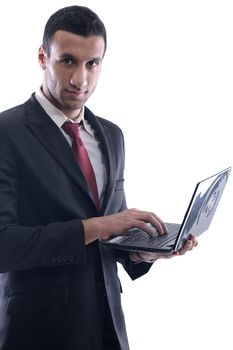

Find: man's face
[38,30,105,119]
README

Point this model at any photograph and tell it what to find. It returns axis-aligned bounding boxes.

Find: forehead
[50,30,105,59]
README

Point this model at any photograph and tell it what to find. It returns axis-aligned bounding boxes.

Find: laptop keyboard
[117,223,181,248]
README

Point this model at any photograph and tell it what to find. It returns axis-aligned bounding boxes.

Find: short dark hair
[42,5,107,56]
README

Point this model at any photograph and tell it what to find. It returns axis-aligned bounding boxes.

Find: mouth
[65,89,87,98]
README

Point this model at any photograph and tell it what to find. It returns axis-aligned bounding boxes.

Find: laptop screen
[174,166,232,250]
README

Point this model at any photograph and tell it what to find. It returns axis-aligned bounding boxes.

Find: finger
[191,236,198,247]
[140,211,168,235]
[186,235,198,249]
[132,220,158,236]
[149,213,168,234]
[124,209,167,236]
[162,251,179,259]
[178,239,194,255]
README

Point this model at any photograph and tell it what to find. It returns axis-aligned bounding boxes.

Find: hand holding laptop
[130,234,198,263]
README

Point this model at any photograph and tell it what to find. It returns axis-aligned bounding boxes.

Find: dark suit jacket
[0,94,152,350]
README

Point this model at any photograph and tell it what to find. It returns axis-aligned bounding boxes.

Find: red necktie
[62,121,100,212]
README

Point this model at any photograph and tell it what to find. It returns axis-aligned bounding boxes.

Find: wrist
[81,218,101,245]
[130,251,156,263]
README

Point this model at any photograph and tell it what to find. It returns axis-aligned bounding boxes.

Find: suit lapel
[24,95,95,208]
[84,109,116,214]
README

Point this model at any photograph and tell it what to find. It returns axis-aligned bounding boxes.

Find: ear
[38,45,47,70]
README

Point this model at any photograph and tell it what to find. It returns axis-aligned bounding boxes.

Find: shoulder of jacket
[0,93,39,126]
[0,103,26,128]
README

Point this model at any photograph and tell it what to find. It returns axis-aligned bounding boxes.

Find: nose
[70,65,87,89]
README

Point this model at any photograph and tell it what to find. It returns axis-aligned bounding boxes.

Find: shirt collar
[35,87,94,136]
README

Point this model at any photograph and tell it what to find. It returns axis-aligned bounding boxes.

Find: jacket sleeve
[117,251,153,280]
[0,127,86,273]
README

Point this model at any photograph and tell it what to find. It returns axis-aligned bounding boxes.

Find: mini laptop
[101,166,232,254]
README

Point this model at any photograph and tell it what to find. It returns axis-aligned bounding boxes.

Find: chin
[63,101,84,111]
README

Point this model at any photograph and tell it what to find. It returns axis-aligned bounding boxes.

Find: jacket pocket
[115,179,124,191]
[6,284,68,315]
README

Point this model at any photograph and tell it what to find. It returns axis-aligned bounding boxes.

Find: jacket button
[69,255,74,262]
[57,256,63,263]
[63,255,68,262]
[51,256,57,263]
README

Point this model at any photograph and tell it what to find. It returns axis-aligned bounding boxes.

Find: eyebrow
[59,53,103,62]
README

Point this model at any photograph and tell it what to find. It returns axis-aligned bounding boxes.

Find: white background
[1,1,232,349]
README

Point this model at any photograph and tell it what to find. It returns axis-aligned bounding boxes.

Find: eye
[61,57,74,65]
[87,59,99,69]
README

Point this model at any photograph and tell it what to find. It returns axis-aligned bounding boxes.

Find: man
[0,6,197,350]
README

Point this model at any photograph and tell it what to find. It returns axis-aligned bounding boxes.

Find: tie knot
[62,121,84,149]
[62,121,81,139]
